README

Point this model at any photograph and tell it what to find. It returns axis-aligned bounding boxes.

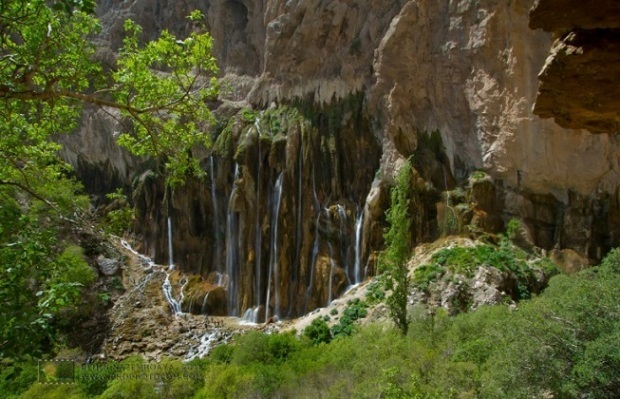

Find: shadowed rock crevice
[530,0,620,133]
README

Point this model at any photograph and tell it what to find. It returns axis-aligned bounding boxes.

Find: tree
[0,0,219,359]
[379,158,414,335]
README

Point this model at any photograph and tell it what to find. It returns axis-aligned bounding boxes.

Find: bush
[365,279,386,304]
[53,245,96,287]
[304,318,332,345]
[21,383,87,399]
[0,360,38,399]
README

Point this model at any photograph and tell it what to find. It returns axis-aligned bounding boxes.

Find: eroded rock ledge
[530,0,620,133]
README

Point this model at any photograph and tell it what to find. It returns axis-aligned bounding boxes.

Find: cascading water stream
[121,239,184,316]
[353,210,364,284]
[327,242,335,306]
[201,292,210,314]
[210,156,222,276]
[290,132,304,317]
[254,118,263,309]
[226,164,240,316]
[336,204,352,285]
[304,163,321,313]
[167,216,174,269]
[162,216,185,315]
[265,172,285,322]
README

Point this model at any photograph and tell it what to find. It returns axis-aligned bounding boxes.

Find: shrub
[54,245,96,287]
[304,318,332,345]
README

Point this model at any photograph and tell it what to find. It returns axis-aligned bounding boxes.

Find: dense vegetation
[0,0,217,362]
[2,2,619,399]
[379,158,414,335]
[3,249,618,398]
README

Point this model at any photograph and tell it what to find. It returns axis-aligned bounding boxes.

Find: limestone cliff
[62,0,620,318]
[529,0,620,133]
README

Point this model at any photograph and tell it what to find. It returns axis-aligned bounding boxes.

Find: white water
[336,204,351,285]
[121,239,184,316]
[167,217,174,269]
[184,331,228,362]
[254,119,263,308]
[201,292,210,314]
[265,172,285,322]
[304,165,321,313]
[162,273,185,315]
[210,156,222,274]
[226,164,240,316]
[290,132,304,317]
[242,306,261,324]
[353,210,364,284]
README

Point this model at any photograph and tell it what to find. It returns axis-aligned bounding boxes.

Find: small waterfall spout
[254,119,263,309]
[210,156,222,274]
[353,210,364,284]
[265,172,285,322]
[226,164,240,316]
[121,239,184,316]
[327,242,335,306]
[167,216,174,269]
[304,164,321,313]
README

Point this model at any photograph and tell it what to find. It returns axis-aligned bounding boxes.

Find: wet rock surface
[57,0,620,325]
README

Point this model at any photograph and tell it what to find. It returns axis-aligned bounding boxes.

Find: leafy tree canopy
[0,0,219,359]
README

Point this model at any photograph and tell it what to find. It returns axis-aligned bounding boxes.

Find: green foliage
[0,0,221,361]
[76,361,127,397]
[412,262,445,291]
[304,317,332,345]
[104,189,134,236]
[365,279,386,304]
[21,383,87,399]
[210,343,234,364]
[241,108,258,123]
[470,170,487,180]
[0,360,38,399]
[53,245,96,287]
[113,19,219,187]
[96,356,202,399]
[331,299,368,339]
[379,158,414,335]
[13,250,620,398]
[414,238,544,299]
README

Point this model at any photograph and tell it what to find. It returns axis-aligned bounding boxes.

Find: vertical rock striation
[61,0,620,317]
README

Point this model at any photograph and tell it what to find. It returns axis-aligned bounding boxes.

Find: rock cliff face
[529,0,620,133]
[63,0,620,318]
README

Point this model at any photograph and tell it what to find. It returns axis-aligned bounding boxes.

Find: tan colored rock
[529,0,620,31]
[550,248,591,274]
[532,27,620,133]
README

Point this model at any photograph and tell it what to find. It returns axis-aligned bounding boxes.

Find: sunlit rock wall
[60,0,620,317]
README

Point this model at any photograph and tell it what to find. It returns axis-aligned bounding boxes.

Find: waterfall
[336,204,352,285]
[162,272,186,315]
[167,216,174,269]
[122,239,185,316]
[225,164,240,316]
[304,164,321,313]
[201,292,210,314]
[210,156,222,275]
[290,132,304,317]
[254,118,263,308]
[184,330,229,362]
[242,306,261,324]
[265,172,285,322]
[353,210,364,284]
[327,242,335,306]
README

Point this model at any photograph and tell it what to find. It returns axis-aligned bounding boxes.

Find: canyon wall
[62,0,620,318]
